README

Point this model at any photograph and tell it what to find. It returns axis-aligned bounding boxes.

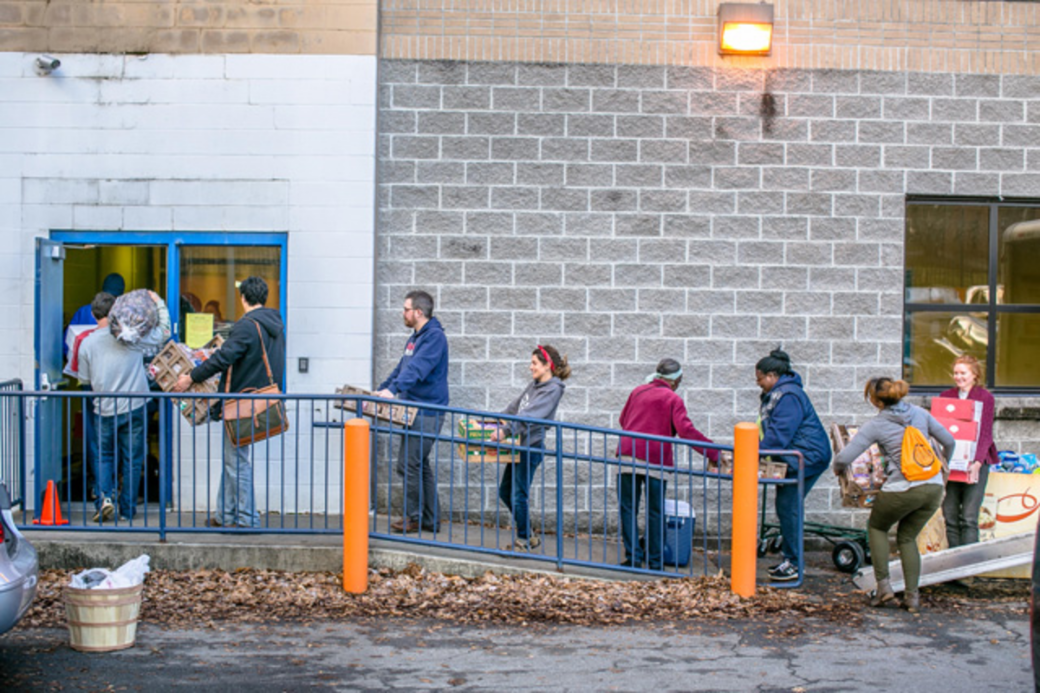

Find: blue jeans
[396,412,443,528]
[618,473,666,569]
[96,407,146,519]
[776,467,823,564]
[498,442,544,541]
[219,430,259,528]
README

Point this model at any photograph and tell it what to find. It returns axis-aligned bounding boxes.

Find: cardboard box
[148,337,222,426]
[930,397,981,422]
[457,418,519,463]
[978,471,1039,578]
[705,455,790,481]
[830,423,885,508]
[334,384,417,426]
[936,418,978,441]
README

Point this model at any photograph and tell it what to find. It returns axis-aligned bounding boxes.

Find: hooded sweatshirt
[758,371,832,476]
[190,307,285,395]
[501,376,566,446]
[378,317,450,409]
[833,400,956,493]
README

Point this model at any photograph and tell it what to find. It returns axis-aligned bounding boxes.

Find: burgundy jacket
[938,385,999,466]
[616,379,719,468]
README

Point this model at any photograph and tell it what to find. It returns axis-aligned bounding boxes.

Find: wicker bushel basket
[63,584,144,653]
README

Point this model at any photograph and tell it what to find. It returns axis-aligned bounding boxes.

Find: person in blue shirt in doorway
[376,290,449,535]
[755,348,832,582]
[64,273,125,358]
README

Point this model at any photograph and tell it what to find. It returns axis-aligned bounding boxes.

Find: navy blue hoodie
[758,372,832,476]
[378,317,450,410]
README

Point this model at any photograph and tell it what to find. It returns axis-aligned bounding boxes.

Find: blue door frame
[38,231,288,508]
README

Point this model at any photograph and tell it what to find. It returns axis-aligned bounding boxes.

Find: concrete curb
[26,532,619,581]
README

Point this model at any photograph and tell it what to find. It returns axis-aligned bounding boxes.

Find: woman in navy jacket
[756,349,832,582]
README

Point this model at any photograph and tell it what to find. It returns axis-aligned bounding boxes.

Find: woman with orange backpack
[833,377,955,613]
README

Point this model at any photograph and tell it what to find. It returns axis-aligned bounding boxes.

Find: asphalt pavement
[1,601,1031,692]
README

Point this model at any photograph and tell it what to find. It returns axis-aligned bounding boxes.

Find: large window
[904,200,1040,391]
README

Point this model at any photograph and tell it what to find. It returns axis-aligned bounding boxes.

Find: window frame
[904,197,1040,394]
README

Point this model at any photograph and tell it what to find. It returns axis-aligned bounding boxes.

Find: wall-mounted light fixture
[717,3,774,56]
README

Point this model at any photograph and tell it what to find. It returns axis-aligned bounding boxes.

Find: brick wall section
[0,0,376,54]
[381,0,1040,74]
[375,59,1040,529]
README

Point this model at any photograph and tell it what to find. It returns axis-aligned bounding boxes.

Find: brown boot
[902,591,920,614]
[869,578,896,607]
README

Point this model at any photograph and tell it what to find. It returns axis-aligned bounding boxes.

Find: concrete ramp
[852,532,1034,593]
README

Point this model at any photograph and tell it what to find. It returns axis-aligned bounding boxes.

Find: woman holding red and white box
[938,355,998,548]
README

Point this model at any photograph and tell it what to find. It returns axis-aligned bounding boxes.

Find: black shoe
[619,558,643,568]
[768,560,799,582]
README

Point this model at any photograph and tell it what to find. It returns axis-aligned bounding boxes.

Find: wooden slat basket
[63,584,144,653]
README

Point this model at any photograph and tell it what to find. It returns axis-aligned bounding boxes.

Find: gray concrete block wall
[375,59,1040,532]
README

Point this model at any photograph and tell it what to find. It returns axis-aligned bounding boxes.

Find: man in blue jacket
[376,290,449,534]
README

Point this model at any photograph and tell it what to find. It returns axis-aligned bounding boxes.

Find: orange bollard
[343,418,371,593]
[730,422,759,597]
[33,479,69,526]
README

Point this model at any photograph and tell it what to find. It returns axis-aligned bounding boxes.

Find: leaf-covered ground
[19,562,1026,631]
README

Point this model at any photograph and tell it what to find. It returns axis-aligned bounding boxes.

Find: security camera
[35,56,60,75]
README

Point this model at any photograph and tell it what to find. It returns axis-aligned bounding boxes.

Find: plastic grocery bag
[109,290,158,344]
[69,554,151,590]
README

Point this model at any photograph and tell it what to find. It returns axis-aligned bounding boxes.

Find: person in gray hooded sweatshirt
[833,377,955,613]
[488,345,570,552]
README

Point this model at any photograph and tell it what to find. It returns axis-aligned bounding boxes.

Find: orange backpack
[900,425,941,481]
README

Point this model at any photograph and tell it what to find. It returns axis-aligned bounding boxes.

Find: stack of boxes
[706,455,788,480]
[930,396,983,483]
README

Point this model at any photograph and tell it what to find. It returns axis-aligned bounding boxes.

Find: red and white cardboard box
[936,418,978,442]
[930,397,981,422]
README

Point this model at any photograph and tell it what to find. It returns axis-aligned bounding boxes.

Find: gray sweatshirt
[502,377,566,446]
[833,401,956,493]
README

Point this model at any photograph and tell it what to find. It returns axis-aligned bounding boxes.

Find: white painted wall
[0,52,378,513]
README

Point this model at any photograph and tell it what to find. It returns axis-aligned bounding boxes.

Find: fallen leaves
[18,565,868,631]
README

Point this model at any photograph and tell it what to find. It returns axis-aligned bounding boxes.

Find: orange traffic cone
[33,480,69,526]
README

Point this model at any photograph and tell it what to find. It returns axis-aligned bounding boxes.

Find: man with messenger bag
[174,276,286,529]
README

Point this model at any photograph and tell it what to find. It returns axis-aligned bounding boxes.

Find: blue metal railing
[5,388,805,586]
[0,379,26,509]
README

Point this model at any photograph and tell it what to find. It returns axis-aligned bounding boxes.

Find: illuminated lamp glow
[719,22,772,54]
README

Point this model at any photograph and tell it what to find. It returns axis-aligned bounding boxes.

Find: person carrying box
[615,358,718,570]
[486,344,570,552]
[938,355,998,548]
[375,290,450,535]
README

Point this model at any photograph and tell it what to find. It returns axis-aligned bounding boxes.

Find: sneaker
[91,498,114,523]
[768,560,799,582]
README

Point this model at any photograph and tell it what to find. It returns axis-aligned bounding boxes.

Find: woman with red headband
[489,344,571,552]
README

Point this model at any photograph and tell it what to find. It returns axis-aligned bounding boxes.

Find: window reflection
[998,210,1040,305]
[996,313,1040,387]
[178,246,281,343]
[904,311,988,386]
[905,204,988,304]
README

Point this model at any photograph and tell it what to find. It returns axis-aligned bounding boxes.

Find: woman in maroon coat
[616,358,719,569]
[940,354,998,547]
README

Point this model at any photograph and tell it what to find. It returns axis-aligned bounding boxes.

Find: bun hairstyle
[864,377,909,406]
[533,344,571,381]
[953,354,983,384]
[755,348,793,377]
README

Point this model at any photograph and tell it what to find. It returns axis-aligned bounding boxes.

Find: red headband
[537,345,554,370]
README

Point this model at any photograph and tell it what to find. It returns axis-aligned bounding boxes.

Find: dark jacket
[190,307,286,395]
[938,386,999,466]
[378,317,449,408]
[616,379,719,468]
[502,376,566,446]
[758,372,832,476]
